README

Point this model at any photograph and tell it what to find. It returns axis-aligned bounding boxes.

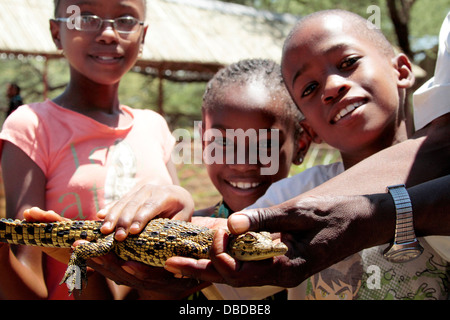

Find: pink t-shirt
[0,99,176,299]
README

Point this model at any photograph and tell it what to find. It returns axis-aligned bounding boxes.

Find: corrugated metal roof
[0,0,57,55]
[0,0,298,73]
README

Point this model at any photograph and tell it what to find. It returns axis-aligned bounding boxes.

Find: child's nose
[321,75,350,104]
[96,22,119,43]
[226,146,260,170]
[228,161,260,173]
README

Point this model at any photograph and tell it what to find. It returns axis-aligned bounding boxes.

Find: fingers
[89,255,207,299]
[154,185,195,221]
[164,229,231,283]
[165,229,286,287]
[191,216,228,230]
[228,207,287,234]
[99,184,194,241]
[23,207,66,222]
[98,187,151,239]
[207,229,285,287]
[72,239,90,247]
[87,254,142,288]
[227,213,252,234]
[164,257,223,284]
[228,199,307,234]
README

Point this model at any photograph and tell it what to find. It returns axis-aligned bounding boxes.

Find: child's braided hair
[203,59,304,136]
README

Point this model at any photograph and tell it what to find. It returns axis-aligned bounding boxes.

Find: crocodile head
[228,231,288,261]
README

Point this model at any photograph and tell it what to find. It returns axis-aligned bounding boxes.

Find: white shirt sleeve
[412,12,450,262]
[413,12,450,130]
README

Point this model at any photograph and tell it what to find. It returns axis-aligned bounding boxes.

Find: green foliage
[161,81,205,128]
[223,0,448,47]
[118,71,205,129]
[410,1,449,39]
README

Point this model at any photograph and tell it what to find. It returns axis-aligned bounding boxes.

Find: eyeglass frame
[54,15,145,34]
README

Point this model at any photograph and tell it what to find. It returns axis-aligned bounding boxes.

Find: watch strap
[387,184,417,244]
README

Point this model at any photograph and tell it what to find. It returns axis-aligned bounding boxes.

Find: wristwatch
[383,184,423,263]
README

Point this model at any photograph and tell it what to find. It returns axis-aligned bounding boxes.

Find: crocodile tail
[0,219,103,248]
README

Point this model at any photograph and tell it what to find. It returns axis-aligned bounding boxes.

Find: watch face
[384,248,422,263]
[383,241,424,263]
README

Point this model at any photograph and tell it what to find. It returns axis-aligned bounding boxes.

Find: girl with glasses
[0,0,183,300]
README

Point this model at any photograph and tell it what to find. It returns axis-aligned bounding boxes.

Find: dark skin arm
[163,114,450,288]
[165,176,450,287]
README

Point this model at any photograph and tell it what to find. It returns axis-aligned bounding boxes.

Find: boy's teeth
[333,101,364,122]
[229,181,260,189]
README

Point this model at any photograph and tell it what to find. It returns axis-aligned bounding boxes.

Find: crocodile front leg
[61,233,115,295]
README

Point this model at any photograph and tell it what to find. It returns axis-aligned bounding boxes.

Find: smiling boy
[282,10,413,169]
[274,9,448,300]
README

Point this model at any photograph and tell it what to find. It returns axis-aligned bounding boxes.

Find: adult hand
[98,184,195,241]
[86,253,209,299]
[165,194,394,288]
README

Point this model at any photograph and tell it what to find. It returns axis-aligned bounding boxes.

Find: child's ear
[393,53,415,89]
[301,121,322,144]
[292,131,311,165]
[292,122,318,165]
[49,19,63,50]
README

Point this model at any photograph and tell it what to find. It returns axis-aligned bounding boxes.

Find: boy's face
[51,0,147,85]
[202,82,301,212]
[282,15,411,157]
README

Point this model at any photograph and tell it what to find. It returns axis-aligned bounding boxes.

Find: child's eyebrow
[326,43,344,53]
[291,42,355,87]
[291,63,310,87]
[324,42,352,55]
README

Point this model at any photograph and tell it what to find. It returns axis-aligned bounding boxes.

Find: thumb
[228,205,291,234]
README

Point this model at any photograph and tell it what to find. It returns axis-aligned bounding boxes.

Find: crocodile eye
[241,233,257,243]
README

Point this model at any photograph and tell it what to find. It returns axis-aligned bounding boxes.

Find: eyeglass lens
[77,16,141,33]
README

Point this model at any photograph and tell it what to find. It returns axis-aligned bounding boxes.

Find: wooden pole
[42,56,49,99]
[158,68,164,115]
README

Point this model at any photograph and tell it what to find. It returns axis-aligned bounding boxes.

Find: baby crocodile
[0,217,287,294]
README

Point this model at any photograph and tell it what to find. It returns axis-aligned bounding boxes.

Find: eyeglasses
[55,15,145,34]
